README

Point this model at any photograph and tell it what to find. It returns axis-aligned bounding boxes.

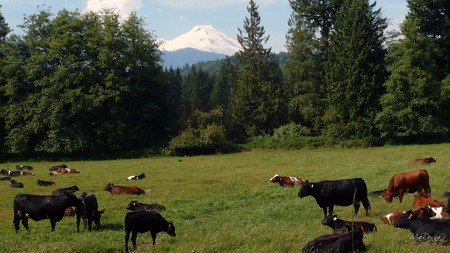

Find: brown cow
[383,206,436,224]
[104,183,145,195]
[412,192,445,210]
[409,157,436,165]
[270,173,304,188]
[383,170,431,203]
[57,168,80,174]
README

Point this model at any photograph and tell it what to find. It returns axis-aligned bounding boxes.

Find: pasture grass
[0,144,448,253]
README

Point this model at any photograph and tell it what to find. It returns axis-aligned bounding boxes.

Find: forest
[0,0,449,157]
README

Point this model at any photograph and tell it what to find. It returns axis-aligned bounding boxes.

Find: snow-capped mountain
[160,25,241,56]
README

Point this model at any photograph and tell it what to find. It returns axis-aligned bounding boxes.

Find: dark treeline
[0,0,449,157]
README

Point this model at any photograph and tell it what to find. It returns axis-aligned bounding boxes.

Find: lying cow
[125,211,176,252]
[270,173,304,188]
[104,183,145,195]
[383,170,431,203]
[430,206,450,219]
[10,179,24,188]
[383,206,436,224]
[0,169,34,176]
[37,179,56,186]
[57,168,80,174]
[321,215,376,233]
[78,192,105,231]
[16,165,33,170]
[409,157,436,165]
[412,192,445,210]
[127,173,146,180]
[0,176,11,181]
[49,164,67,171]
[126,200,166,212]
[13,193,82,232]
[302,226,365,253]
[298,178,370,217]
[52,185,80,196]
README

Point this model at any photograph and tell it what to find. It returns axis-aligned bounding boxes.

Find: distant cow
[302,227,365,253]
[104,183,145,195]
[412,192,445,210]
[0,176,11,181]
[49,164,67,171]
[124,211,176,252]
[126,200,166,212]
[298,178,370,217]
[409,157,436,165]
[383,170,431,203]
[0,169,34,177]
[52,185,80,196]
[321,215,376,233]
[78,192,105,231]
[16,165,33,170]
[127,173,146,180]
[37,179,55,186]
[10,179,24,188]
[270,173,304,188]
[13,193,82,232]
[57,168,80,174]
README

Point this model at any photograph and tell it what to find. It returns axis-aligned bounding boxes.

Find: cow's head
[270,173,280,182]
[104,183,114,192]
[427,157,436,163]
[383,191,393,203]
[321,215,338,226]
[393,210,413,228]
[126,200,139,210]
[0,169,7,175]
[93,209,105,227]
[167,222,176,237]
[418,206,436,219]
[298,180,312,198]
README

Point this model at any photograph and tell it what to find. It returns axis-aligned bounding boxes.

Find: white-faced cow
[13,193,82,232]
[298,178,370,217]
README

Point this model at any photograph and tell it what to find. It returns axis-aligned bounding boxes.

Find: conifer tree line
[0,0,448,156]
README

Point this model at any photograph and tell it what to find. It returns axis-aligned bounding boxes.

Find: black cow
[13,193,82,232]
[0,176,11,181]
[126,200,166,212]
[298,178,370,217]
[302,227,365,253]
[16,165,33,170]
[321,215,377,234]
[37,179,55,186]
[77,192,104,231]
[49,164,67,171]
[52,185,79,195]
[124,211,176,252]
[10,179,24,188]
[394,210,450,243]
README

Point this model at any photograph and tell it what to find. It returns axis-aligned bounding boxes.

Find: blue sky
[1,0,407,52]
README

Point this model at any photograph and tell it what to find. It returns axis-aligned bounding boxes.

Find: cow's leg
[362,198,370,215]
[21,216,30,232]
[88,217,93,231]
[50,218,57,232]
[131,231,138,250]
[125,230,130,253]
[398,190,404,203]
[354,201,361,215]
[151,232,157,246]
[13,212,21,233]
[328,206,334,216]
[322,207,328,218]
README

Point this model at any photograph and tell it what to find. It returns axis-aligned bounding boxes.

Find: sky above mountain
[2,0,407,53]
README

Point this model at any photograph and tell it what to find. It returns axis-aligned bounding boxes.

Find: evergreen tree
[377,0,450,140]
[230,0,285,139]
[210,57,234,110]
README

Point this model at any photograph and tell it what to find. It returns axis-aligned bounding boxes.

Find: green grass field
[0,144,448,253]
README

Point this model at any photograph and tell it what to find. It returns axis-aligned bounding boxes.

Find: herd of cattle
[2,164,174,253]
[271,156,450,252]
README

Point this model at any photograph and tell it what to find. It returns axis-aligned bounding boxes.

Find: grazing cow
[37,179,56,186]
[302,227,365,253]
[127,173,146,181]
[298,178,370,217]
[321,215,376,233]
[368,189,386,198]
[57,168,80,174]
[124,211,176,252]
[104,183,145,195]
[78,192,105,231]
[0,176,11,181]
[16,165,33,170]
[126,200,166,212]
[394,210,450,243]
[270,173,304,188]
[412,192,445,210]
[52,185,80,196]
[10,179,24,188]
[384,206,436,224]
[409,157,436,165]
[0,169,34,176]
[13,193,82,232]
[383,170,431,203]
[49,164,67,171]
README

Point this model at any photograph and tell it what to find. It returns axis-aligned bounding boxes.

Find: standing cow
[13,193,82,232]
[298,178,370,217]
[78,192,105,231]
[383,170,431,203]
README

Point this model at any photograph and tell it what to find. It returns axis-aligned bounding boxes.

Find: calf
[302,227,365,253]
[104,183,145,195]
[409,157,436,165]
[383,170,431,203]
[16,165,34,170]
[321,215,376,233]
[37,179,56,186]
[52,185,80,196]
[394,210,450,243]
[124,211,176,252]
[298,178,370,217]
[13,193,82,232]
[412,192,445,210]
[127,173,146,180]
[77,192,105,231]
[10,179,24,188]
[127,200,166,212]
[270,173,304,188]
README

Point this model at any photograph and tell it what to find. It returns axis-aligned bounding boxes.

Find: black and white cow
[77,192,105,231]
[298,178,370,217]
[126,173,146,180]
[16,165,34,170]
[13,193,82,232]
[10,179,24,188]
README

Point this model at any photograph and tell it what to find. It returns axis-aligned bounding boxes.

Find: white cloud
[85,0,143,18]
[153,0,278,9]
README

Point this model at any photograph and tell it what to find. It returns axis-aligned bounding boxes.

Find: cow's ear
[99,209,105,214]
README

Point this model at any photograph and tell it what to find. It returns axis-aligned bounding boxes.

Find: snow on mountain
[159,25,241,56]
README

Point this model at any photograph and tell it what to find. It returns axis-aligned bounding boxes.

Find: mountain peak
[159,25,241,55]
